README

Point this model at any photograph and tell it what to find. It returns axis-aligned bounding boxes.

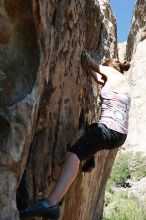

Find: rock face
[0,1,118,220]
[124,40,146,154]
[126,0,146,61]
[123,0,146,154]
[118,42,126,62]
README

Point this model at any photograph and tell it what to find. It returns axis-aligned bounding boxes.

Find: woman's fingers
[81,51,88,68]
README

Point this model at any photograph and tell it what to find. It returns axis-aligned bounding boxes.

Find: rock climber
[19,53,131,219]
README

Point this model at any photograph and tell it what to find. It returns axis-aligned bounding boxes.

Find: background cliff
[123,0,146,154]
[126,0,145,61]
[0,0,119,220]
[107,1,146,218]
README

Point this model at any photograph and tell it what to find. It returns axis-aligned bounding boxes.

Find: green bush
[103,195,146,220]
[105,189,128,206]
[107,151,146,190]
[107,152,130,189]
[129,151,146,181]
[104,151,146,220]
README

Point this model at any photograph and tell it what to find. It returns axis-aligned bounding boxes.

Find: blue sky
[110,0,136,42]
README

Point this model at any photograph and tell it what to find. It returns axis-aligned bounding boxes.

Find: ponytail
[121,61,131,72]
[103,59,131,74]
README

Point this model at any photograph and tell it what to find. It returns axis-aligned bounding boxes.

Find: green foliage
[107,151,146,190]
[104,151,146,220]
[107,152,130,189]
[129,151,146,181]
[105,189,128,205]
[103,193,146,220]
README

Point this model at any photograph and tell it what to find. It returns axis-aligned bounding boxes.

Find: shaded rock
[0,0,39,107]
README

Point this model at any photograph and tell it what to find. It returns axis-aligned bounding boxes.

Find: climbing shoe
[82,156,95,173]
[19,198,60,219]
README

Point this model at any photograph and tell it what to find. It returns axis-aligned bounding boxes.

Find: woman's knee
[66,151,81,163]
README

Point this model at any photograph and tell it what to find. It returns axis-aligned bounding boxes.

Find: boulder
[126,0,146,61]
[0,1,118,220]
[123,0,146,155]
[123,40,146,154]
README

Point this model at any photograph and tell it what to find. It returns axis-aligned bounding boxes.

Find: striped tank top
[98,87,131,134]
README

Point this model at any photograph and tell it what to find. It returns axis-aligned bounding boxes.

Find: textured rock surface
[97,0,117,61]
[0,1,118,220]
[123,40,146,154]
[123,0,146,154]
[126,0,146,61]
[118,42,126,62]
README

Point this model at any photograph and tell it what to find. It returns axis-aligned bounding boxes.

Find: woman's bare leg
[48,152,80,205]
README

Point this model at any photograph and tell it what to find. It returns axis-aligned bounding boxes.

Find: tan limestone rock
[0,1,118,220]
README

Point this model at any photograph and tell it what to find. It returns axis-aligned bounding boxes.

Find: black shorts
[69,123,127,161]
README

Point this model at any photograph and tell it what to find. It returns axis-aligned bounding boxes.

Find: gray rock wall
[124,0,146,154]
[118,42,126,62]
[126,0,146,61]
[124,40,146,154]
[0,1,118,220]
[124,0,146,153]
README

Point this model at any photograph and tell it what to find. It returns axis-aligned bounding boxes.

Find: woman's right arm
[85,53,101,74]
[84,53,116,78]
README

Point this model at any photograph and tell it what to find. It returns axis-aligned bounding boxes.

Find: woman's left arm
[90,70,106,85]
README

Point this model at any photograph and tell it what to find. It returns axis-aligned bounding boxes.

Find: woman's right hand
[81,52,95,68]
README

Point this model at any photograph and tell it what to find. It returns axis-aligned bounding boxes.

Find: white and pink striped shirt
[99,87,131,134]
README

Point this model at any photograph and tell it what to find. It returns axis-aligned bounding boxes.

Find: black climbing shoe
[82,156,95,173]
[19,198,60,219]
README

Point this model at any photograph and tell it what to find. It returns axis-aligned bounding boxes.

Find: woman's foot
[82,156,95,173]
[19,198,60,219]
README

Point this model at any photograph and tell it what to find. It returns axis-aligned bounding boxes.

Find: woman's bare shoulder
[99,65,119,77]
